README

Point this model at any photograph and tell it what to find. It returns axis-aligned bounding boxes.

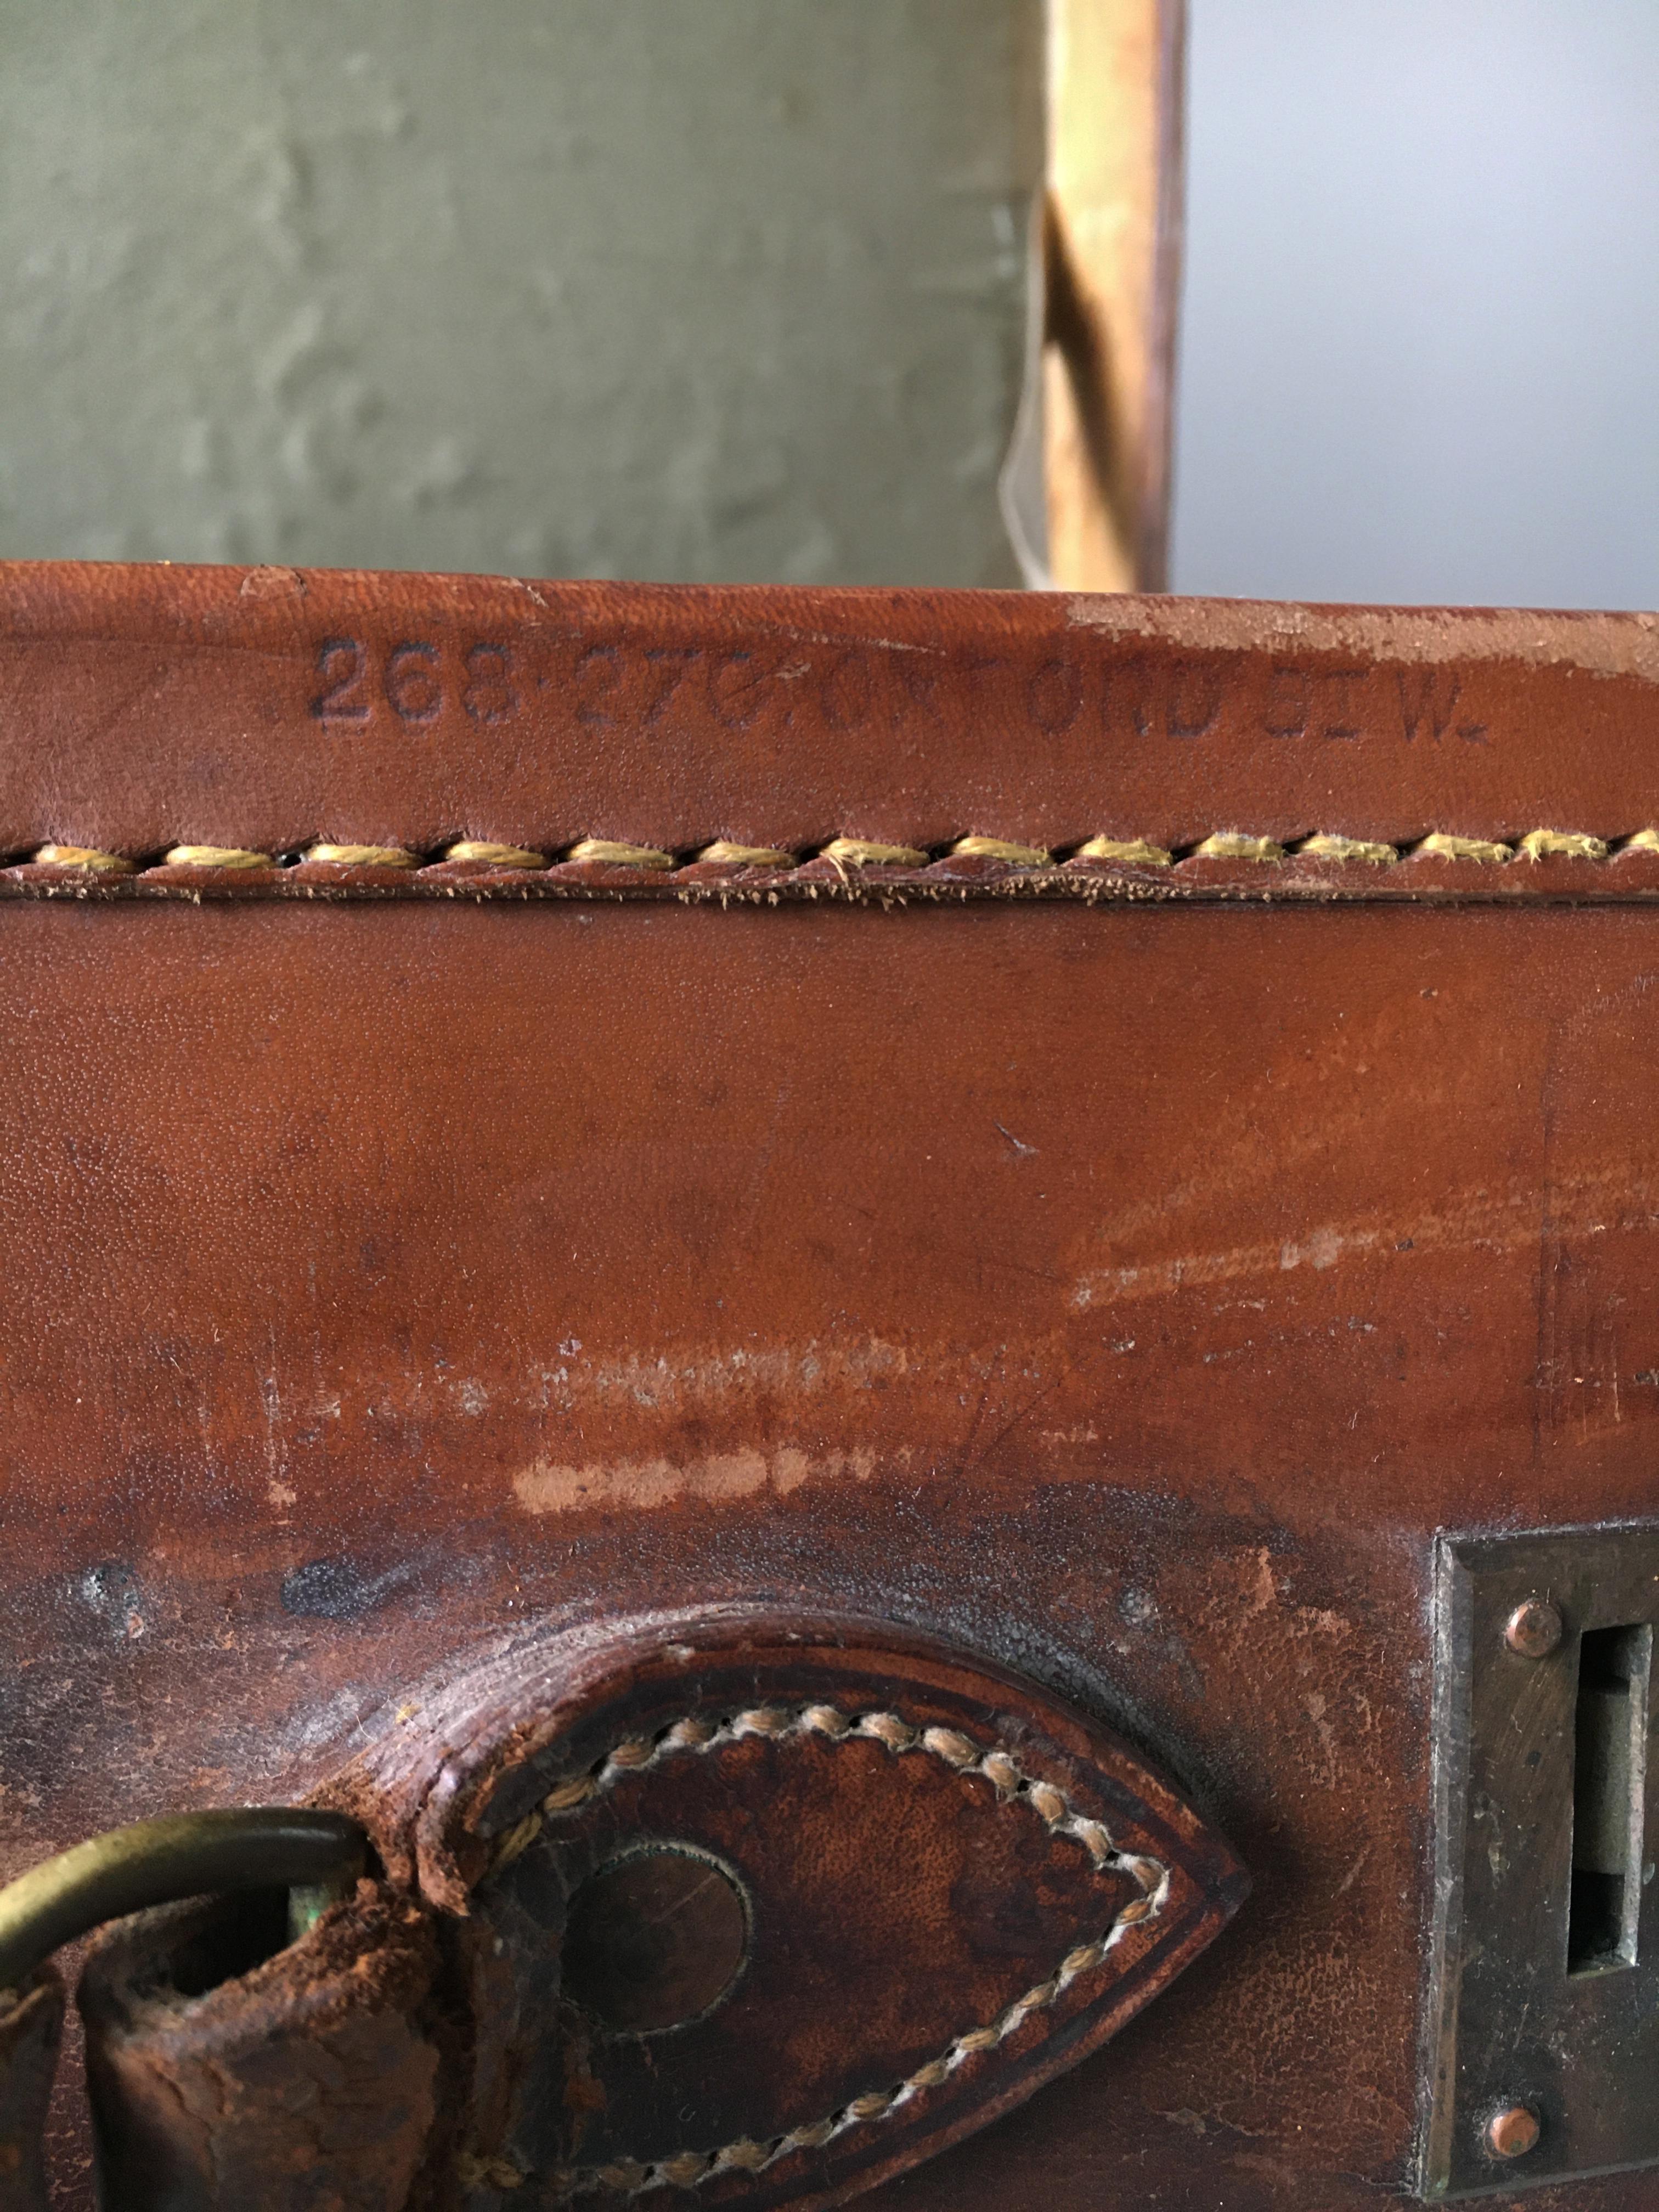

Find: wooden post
[1044,0,1186,591]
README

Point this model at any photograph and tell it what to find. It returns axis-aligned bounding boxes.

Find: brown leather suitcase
[1,560,1655,2209]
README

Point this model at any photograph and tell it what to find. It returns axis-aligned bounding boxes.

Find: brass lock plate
[1420,1525,1659,2197]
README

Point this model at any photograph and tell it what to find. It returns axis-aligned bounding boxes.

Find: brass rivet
[1485,2104,1541,2160]
[1505,1600,1563,1659]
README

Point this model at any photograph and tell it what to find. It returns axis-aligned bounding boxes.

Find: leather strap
[0,1974,60,2212]
[78,1884,441,2212]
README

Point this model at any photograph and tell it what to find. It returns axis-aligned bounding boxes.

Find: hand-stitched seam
[18,829,1654,878]
[483,1703,1169,2200]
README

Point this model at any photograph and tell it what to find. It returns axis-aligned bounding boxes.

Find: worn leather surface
[3,562,1659,2208]
[78,1885,441,2211]
[0,1979,61,2212]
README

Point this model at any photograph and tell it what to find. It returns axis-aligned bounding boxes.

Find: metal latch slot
[1569,1623,1651,1974]
[1420,1525,1659,2197]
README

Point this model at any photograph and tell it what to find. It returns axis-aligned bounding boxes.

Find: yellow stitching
[303,843,417,867]
[1074,836,1173,867]
[444,841,549,867]
[162,845,272,869]
[662,1716,719,1748]
[1191,832,1285,862]
[981,1750,1021,1795]
[951,836,1049,866]
[1519,828,1607,861]
[565,839,674,870]
[731,1705,790,1737]
[919,1725,976,1767]
[819,837,928,867]
[1299,834,1397,864]
[497,1703,1171,2201]
[458,2154,527,2192]
[16,831,1651,883]
[693,840,794,867]
[1413,833,1513,864]
[489,1811,543,1874]
[596,2163,648,2192]
[31,845,135,873]
[857,1710,916,1751]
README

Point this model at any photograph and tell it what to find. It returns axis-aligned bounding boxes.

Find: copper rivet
[1486,2104,1541,2160]
[1504,1599,1562,1659]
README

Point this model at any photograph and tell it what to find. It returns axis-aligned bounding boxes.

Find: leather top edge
[3,559,1653,639]
[1,561,1655,852]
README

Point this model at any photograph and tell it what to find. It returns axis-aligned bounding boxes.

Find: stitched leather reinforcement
[12,827,1651,879]
[9,831,1659,917]
[479,1703,1169,2200]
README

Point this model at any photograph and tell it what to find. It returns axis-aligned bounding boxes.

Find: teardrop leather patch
[331,1609,1248,2209]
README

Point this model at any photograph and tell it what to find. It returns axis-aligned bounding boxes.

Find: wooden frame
[1043,0,1186,591]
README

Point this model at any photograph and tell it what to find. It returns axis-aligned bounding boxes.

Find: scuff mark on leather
[512,1447,876,1515]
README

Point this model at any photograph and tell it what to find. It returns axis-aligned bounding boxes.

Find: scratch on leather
[483,1702,1170,2200]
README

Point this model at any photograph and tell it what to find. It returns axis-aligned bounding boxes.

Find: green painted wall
[0,1,1041,583]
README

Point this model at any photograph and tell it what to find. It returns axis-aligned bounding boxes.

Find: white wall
[1172,0,1659,608]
